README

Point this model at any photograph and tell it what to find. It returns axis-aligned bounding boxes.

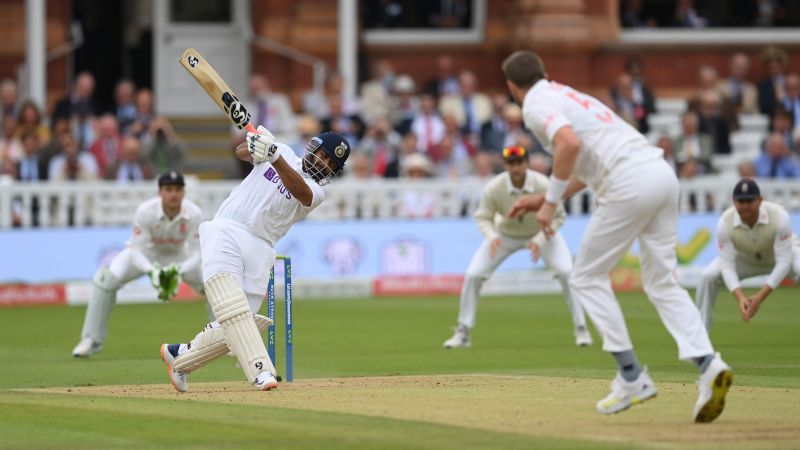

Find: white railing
[2,175,800,228]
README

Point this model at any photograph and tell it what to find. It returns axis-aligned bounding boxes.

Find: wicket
[267,255,293,382]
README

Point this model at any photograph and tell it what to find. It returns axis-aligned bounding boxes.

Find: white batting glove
[246,125,279,164]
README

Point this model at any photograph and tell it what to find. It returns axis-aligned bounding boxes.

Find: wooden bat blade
[179,47,255,132]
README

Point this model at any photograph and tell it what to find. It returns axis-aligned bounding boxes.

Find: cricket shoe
[254,371,279,391]
[574,326,593,347]
[443,324,471,349]
[596,368,658,414]
[693,353,733,423]
[72,337,102,358]
[160,344,188,393]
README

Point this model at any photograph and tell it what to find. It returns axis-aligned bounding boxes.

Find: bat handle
[245,123,257,134]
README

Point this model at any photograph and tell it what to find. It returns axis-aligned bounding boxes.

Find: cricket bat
[178,47,257,133]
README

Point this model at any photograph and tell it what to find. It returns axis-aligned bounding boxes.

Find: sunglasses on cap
[502,146,527,159]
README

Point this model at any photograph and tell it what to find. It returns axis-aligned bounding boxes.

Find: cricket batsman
[160,127,350,392]
[696,178,800,330]
[72,172,205,357]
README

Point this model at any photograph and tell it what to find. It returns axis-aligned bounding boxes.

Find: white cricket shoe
[254,371,279,391]
[160,344,188,393]
[443,324,471,349]
[574,326,593,347]
[596,368,658,414]
[72,337,102,358]
[693,353,733,423]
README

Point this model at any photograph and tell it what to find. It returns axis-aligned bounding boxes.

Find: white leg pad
[80,267,119,343]
[205,273,275,382]
[173,314,272,373]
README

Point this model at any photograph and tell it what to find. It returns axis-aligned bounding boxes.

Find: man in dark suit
[757,46,789,126]
[52,71,99,122]
[14,131,48,227]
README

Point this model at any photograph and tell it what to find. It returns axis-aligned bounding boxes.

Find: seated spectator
[88,114,123,174]
[689,66,739,132]
[410,92,446,156]
[529,153,551,175]
[718,53,758,114]
[242,74,296,138]
[695,90,733,154]
[145,117,185,173]
[129,88,154,142]
[737,161,757,178]
[624,56,656,111]
[754,132,800,178]
[288,114,322,157]
[657,135,677,172]
[106,137,153,182]
[757,46,789,121]
[611,73,650,133]
[114,79,137,136]
[671,0,707,27]
[360,59,395,123]
[473,152,496,179]
[16,100,50,143]
[770,108,798,154]
[435,134,473,179]
[358,116,402,177]
[39,118,71,169]
[12,131,47,226]
[1,78,19,121]
[383,132,418,178]
[440,114,476,161]
[674,111,714,173]
[345,153,373,180]
[439,70,492,137]
[321,94,366,147]
[390,75,419,134]
[71,108,96,152]
[782,73,800,128]
[480,93,511,153]
[400,153,436,218]
[48,134,99,181]
[53,71,98,122]
[303,71,361,121]
[1,115,23,168]
[424,54,460,98]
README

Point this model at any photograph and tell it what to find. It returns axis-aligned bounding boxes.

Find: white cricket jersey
[129,196,203,258]
[522,80,663,193]
[214,144,325,246]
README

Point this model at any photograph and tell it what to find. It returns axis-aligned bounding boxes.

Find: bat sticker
[187,55,199,68]
[221,92,251,129]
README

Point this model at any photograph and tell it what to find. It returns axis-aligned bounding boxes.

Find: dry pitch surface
[37,374,800,450]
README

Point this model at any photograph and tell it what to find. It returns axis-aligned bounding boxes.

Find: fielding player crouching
[72,172,205,357]
[160,126,350,392]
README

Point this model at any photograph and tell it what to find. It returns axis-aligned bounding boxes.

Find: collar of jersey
[733,203,769,228]
[505,170,535,194]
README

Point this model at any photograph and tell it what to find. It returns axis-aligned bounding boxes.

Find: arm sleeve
[128,207,156,273]
[765,210,794,289]
[178,215,202,275]
[717,218,740,291]
[473,191,499,241]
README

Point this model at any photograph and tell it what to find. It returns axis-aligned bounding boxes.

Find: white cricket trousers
[696,250,800,330]
[570,158,714,360]
[200,219,277,314]
[457,233,586,330]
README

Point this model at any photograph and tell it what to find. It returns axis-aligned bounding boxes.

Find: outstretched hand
[508,194,545,220]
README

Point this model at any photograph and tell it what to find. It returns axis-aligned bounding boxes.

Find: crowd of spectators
[2,42,799,223]
[621,0,800,28]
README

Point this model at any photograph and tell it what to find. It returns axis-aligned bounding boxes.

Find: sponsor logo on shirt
[263,167,293,200]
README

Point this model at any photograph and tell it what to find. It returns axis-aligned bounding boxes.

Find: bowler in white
[502,50,732,423]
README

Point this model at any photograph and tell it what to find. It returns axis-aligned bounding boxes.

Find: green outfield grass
[0,289,798,449]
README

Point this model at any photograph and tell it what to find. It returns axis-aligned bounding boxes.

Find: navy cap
[732,178,760,200]
[158,171,185,187]
[313,132,351,172]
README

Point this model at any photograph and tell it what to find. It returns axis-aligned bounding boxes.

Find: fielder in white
[72,172,205,357]
[502,51,732,423]
[160,127,350,392]
[443,145,592,349]
[696,178,800,330]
